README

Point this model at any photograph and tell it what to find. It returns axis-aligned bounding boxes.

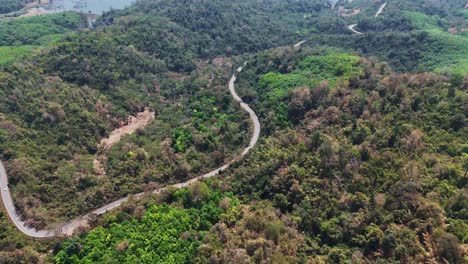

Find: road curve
[294,41,307,48]
[0,66,260,238]
[348,24,363,35]
[0,162,59,238]
[348,2,387,34]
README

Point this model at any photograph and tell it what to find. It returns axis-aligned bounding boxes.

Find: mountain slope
[0,0,466,263]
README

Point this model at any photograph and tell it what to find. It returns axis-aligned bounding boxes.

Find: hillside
[0,0,339,228]
[301,0,468,77]
[54,45,467,263]
[0,0,466,263]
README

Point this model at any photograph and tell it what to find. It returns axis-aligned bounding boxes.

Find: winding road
[0,66,260,238]
[347,2,387,34]
[0,0,384,237]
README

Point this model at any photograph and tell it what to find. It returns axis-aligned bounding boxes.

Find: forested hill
[92,0,467,75]
[0,0,338,233]
[0,0,466,263]
[96,0,334,71]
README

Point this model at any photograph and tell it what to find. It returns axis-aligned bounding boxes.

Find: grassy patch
[0,12,85,66]
[0,12,84,46]
[0,45,33,65]
[403,11,468,75]
[259,52,363,102]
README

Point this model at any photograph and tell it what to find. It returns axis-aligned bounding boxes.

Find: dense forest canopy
[0,0,32,14]
[230,46,467,262]
[0,0,466,263]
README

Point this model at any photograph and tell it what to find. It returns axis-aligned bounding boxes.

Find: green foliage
[100,0,335,62]
[0,8,252,226]
[0,45,33,65]
[173,127,192,153]
[297,0,467,75]
[0,12,85,46]
[102,15,197,72]
[55,185,235,263]
[196,202,307,263]
[402,11,468,76]
[39,31,166,93]
[264,220,284,244]
[259,51,362,99]
[229,46,467,262]
[0,211,50,263]
[0,1,466,263]
[403,11,445,30]
[0,12,85,66]
[256,50,362,128]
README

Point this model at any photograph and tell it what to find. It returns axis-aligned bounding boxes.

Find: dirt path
[93,108,156,176]
[17,7,55,18]
[99,108,155,149]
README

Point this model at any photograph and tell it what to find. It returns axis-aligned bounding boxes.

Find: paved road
[375,2,387,18]
[348,2,387,34]
[0,161,58,238]
[0,65,261,238]
[294,41,307,47]
[348,24,363,35]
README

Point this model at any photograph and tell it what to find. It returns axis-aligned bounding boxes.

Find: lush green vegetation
[0,39,247,226]
[0,45,33,65]
[51,48,466,263]
[55,182,239,263]
[0,12,86,65]
[0,210,55,262]
[0,0,466,263]
[355,1,468,75]
[300,0,468,77]
[0,0,339,227]
[99,0,335,67]
[227,46,467,262]
[0,12,85,46]
[402,11,468,75]
[196,200,308,263]
[254,50,363,127]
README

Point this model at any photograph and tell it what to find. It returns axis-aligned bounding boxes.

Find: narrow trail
[0,66,260,238]
[99,108,155,150]
[93,108,156,176]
